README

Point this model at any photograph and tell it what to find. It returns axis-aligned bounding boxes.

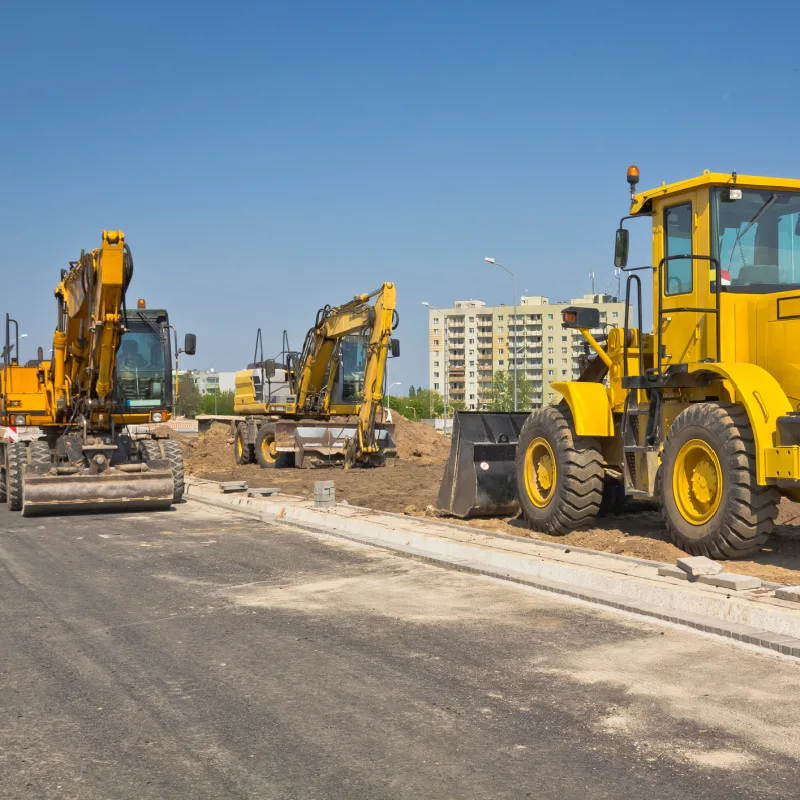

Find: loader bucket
[21,462,174,516]
[436,410,530,518]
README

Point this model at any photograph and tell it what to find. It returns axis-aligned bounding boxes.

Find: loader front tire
[28,441,51,470]
[6,443,24,512]
[659,402,779,559]
[515,405,604,535]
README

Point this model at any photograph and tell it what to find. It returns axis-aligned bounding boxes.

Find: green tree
[488,370,534,412]
[409,385,416,398]
[199,390,235,415]
[387,389,444,419]
[176,374,201,418]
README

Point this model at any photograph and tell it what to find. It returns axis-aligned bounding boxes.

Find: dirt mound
[183,422,233,474]
[391,412,451,464]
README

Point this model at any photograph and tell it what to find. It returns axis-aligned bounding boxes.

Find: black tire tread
[162,440,185,503]
[516,405,604,536]
[6,443,24,512]
[659,402,779,559]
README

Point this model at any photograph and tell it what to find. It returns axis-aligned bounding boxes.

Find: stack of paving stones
[314,480,336,509]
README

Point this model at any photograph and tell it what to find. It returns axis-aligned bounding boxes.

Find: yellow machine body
[0,231,191,515]
[227,283,399,468]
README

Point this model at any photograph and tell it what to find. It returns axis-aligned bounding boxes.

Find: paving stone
[314,480,336,508]
[220,481,247,493]
[696,572,761,591]
[657,565,689,581]
[774,586,800,603]
[676,556,723,577]
[247,487,280,497]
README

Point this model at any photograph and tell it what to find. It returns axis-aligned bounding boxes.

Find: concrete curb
[184,478,800,658]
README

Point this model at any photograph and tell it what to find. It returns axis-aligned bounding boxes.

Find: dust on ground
[179,415,800,585]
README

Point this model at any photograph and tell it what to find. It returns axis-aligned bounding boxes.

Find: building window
[548,369,554,377]
[469,338,474,344]
[561,358,567,365]
[469,328,474,333]
[562,335,567,342]
[433,339,439,346]
[433,371,439,378]
[561,347,567,354]
[469,360,474,366]
[433,317,439,324]
[548,358,554,365]
[433,361,439,367]
[434,383,440,390]
[469,371,475,377]
[499,360,504,365]
[498,349,504,354]
[547,347,553,354]
[547,313,553,320]
[469,394,475,399]
[612,312,619,319]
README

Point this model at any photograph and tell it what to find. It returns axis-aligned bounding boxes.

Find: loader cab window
[115,323,170,409]
[711,188,800,290]
[664,203,693,296]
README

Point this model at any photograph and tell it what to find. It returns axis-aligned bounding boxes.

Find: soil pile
[391,413,451,464]
[183,422,233,474]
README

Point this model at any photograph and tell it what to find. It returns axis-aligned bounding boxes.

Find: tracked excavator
[437,168,800,558]
[0,230,196,515]
[204,283,399,469]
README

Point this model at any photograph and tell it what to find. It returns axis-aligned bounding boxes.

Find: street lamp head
[483,257,495,264]
[421,301,430,307]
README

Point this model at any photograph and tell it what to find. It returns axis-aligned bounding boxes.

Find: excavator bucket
[21,461,174,516]
[436,410,530,518]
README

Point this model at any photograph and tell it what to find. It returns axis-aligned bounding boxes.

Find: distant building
[426,293,625,410]
[179,369,237,395]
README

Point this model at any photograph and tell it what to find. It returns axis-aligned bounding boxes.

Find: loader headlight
[12,414,25,426]
[151,411,164,423]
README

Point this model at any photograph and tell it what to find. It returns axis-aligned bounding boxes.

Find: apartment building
[426,293,626,410]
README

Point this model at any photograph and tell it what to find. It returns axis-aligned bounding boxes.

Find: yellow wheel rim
[261,434,277,463]
[523,437,557,508]
[236,436,243,458]
[673,439,723,525]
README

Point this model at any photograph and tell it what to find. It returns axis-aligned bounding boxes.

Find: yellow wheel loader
[0,231,196,515]
[200,283,400,469]
[439,168,800,558]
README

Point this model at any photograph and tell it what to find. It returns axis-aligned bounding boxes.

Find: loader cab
[617,171,800,397]
[113,308,173,420]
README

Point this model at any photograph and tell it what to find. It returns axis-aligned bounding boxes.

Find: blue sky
[1,0,799,391]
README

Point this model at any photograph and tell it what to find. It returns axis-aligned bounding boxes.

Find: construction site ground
[181,415,800,586]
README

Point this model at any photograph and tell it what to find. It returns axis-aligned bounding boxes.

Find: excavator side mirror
[614,228,629,269]
[562,306,600,330]
[184,333,197,356]
[391,339,401,358]
[263,358,276,378]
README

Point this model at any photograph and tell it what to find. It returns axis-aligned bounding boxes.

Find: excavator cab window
[114,319,171,409]
[337,335,367,405]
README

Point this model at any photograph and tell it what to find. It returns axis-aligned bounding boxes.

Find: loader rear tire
[140,439,162,464]
[515,405,604,535]
[0,451,7,504]
[659,402,779,559]
[162,440,185,503]
[6,443,24,512]
[234,424,254,465]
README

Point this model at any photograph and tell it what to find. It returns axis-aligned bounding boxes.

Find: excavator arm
[52,230,133,415]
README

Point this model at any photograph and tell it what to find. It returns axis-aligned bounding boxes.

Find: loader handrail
[656,254,721,376]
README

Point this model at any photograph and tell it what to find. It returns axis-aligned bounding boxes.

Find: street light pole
[484,258,518,412]
[387,381,401,411]
[422,302,448,429]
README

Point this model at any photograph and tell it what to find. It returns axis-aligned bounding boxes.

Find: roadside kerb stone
[657,565,689,581]
[221,481,248,493]
[184,479,800,655]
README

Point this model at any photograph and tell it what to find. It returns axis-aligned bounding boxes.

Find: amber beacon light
[627,165,640,194]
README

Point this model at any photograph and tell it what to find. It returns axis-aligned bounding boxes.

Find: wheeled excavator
[206,283,399,469]
[0,230,196,515]
[438,168,800,559]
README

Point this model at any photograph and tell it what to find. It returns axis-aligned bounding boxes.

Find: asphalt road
[1,500,799,799]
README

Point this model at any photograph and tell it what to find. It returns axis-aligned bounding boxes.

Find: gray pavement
[1,500,799,799]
